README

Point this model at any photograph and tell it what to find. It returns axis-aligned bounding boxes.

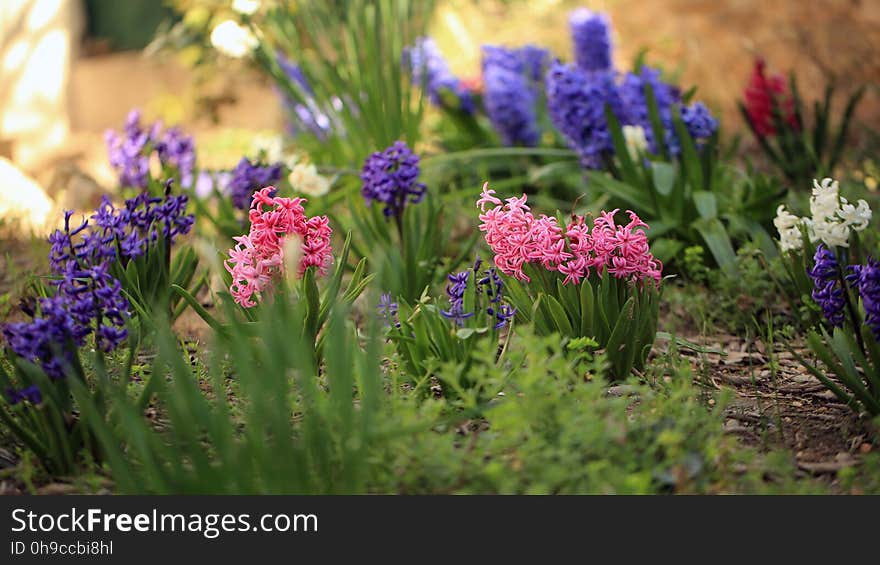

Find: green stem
[837,260,866,357]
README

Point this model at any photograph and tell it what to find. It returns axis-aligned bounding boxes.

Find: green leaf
[455,328,476,340]
[579,279,595,338]
[672,111,705,191]
[651,162,676,196]
[827,85,865,173]
[693,218,737,273]
[605,106,641,186]
[171,285,226,335]
[585,171,656,216]
[543,294,574,337]
[605,298,636,380]
[643,81,669,159]
[692,191,717,219]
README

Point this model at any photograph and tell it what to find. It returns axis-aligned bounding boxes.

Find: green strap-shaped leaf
[692,191,718,219]
[585,171,656,216]
[579,279,595,338]
[542,293,574,337]
[605,298,636,380]
[651,162,677,196]
[693,217,737,273]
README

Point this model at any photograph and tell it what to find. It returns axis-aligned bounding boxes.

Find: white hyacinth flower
[288,163,330,197]
[774,205,804,252]
[250,134,284,164]
[773,204,800,230]
[622,125,648,161]
[778,227,804,252]
[838,197,872,232]
[783,176,875,250]
[233,0,260,15]
[809,177,840,222]
[211,20,258,58]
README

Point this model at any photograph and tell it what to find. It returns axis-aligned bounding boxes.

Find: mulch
[667,329,875,478]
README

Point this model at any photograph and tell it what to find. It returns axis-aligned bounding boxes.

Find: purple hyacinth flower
[848,257,880,339]
[105,109,154,189]
[6,384,42,406]
[156,126,197,189]
[441,271,474,327]
[546,62,625,168]
[276,52,336,139]
[360,141,426,219]
[404,37,475,114]
[809,245,845,327]
[229,157,284,210]
[680,102,719,140]
[618,66,681,155]
[569,8,613,73]
[483,65,540,147]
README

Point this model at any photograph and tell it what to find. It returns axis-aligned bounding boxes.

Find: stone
[0,157,56,235]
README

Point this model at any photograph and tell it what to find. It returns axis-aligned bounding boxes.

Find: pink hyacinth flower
[476,182,661,286]
[226,186,333,308]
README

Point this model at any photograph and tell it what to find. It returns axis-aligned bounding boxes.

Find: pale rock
[0,156,57,235]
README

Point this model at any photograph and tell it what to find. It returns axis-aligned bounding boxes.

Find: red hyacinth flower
[743,58,799,137]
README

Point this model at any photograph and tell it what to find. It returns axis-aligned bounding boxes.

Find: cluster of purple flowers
[546,62,624,168]
[618,66,682,154]
[809,245,880,340]
[91,186,194,254]
[481,44,549,85]
[518,45,551,85]
[809,245,845,327]
[404,37,475,114]
[156,126,197,188]
[848,258,880,339]
[105,109,196,190]
[542,9,718,167]
[481,45,547,147]
[360,141,426,219]
[547,63,719,166]
[105,110,156,189]
[4,218,129,399]
[441,257,516,330]
[2,187,194,405]
[483,66,540,147]
[7,384,41,405]
[3,295,82,385]
[228,157,285,210]
[276,53,335,139]
[569,8,613,73]
[680,102,719,140]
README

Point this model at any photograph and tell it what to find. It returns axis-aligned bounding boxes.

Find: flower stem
[838,263,866,357]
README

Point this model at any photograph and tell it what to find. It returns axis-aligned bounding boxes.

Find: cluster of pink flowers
[476,182,661,285]
[226,187,333,308]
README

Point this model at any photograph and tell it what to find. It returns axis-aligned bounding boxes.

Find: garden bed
[1,1,878,495]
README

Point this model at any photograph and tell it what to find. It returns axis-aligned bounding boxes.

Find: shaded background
[0,0,877,233]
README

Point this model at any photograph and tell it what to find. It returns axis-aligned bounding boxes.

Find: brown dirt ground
[657,301,876,481]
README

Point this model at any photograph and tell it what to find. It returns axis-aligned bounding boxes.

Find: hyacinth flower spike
[225,187,333,309]
[360,140,426,241]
